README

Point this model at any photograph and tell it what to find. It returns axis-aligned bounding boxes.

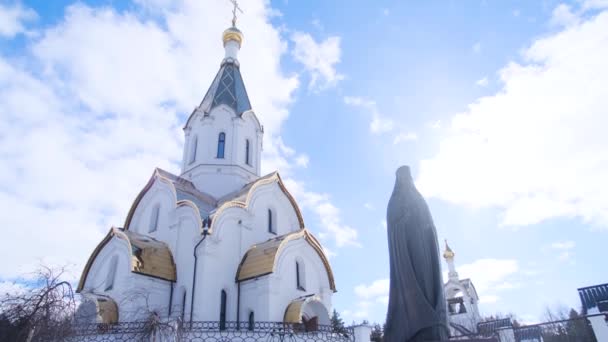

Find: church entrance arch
[284,296,330,331]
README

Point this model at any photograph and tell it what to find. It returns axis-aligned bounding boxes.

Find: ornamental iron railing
[513,314,601,342]
[65,321,356,342]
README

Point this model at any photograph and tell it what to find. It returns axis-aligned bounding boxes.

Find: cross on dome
[228,0,243,27]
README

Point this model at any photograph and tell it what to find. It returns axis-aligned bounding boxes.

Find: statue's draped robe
[384,166,448,342]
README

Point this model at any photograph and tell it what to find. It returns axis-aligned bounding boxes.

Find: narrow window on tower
[219,290,227,330]
[189,135,198,164]
[149,204,160,233]
[245,139,250,166]
[217,132,226,158]
[296,260,306,291]
[268,209,275,234]
[105,255,118,291]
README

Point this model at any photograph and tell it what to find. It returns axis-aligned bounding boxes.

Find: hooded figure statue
[384,166,448,341]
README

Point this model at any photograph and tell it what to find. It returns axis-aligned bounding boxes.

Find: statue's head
[396,165,413,185]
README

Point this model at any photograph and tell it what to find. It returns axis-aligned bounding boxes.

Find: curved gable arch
[77,227,177,292]
[235,229,336,292]
[241,110,263,133]
[124,169,177,231]
[123,169,205,233]
[445,281,468,299]
[211,172,305,235]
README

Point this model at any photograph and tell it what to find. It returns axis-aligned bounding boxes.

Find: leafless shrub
[0,265,76,342]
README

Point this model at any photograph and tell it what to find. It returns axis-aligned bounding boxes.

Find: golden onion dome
[443,240,455,259]
[222,26,243,47]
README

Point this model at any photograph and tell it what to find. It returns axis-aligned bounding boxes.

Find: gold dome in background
[223,26,243,47]
[443,240,455,259]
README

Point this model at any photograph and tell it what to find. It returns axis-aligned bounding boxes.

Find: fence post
[495,326,516,342]
[352,324,372,342]
[587,314,608,342]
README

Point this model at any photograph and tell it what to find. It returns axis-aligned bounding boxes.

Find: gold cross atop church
[228,0,243,26]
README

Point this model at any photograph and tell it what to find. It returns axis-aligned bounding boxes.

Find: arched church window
[219,290,227,330]
[248,311,255,331]
[217,132,226,158]
[296,260,306,291]
[149,204,160,233]
[245,139,251,165]
[189,135,198,164]
[105,255,118,291]
[268,209,276,234]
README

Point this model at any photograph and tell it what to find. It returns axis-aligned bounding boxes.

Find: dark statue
[384,166,448,341]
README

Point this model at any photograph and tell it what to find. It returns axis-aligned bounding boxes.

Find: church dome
[443,240,455,259]
[223,26,243,47]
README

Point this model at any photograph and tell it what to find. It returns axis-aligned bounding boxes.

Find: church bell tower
[180,21,263,198]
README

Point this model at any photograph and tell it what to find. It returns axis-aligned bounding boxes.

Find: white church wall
[192,180,307,322]
[128,178,175,236]
[82,239,130,295]
[238,182,302,248]
[269,239,333,321]
[80,238,173,322]
[167,206,205,320]
[191,220,241,321]
[239,277,271,322]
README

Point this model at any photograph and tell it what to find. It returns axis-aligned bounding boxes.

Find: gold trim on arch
[123,169,204,232]
[235,229,336,292]
[77,227,177,292]
[210,172,305,234]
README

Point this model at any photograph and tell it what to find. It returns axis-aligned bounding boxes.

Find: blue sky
[1,0,607,326]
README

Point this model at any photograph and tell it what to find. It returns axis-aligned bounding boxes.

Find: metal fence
[513,314,599,342]
[65,321,356,342]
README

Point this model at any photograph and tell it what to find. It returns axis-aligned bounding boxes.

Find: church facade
[75,23,336,329]
[443,242,482,336]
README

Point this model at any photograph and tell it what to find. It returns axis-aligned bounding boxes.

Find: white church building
[75,22,336,330]
[443,241,482,336]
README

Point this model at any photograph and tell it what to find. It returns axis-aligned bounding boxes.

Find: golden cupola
[443,240,455,259]
[222,25,243,48]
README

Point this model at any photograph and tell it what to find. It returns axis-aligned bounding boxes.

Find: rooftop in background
[578,283,608,313]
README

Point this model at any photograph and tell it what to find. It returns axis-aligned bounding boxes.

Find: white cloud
[0,2,37,38]
[429,120,442,129]
[381,220,387,229]
[347,278,390,321]
[417,7,608,228]
[363,202,374,210]
[0,0,353,281]
[354,278,389,300]
[344,96,394,134]
[551,4,580,27]
[473,42,482,53]
[480,294,499,304]
[295,154,309,168]
[393,132,418,144]
[291,32,344,91]
[550,240,575,261]
[0,281,26,297]
[582,0,608,10]
[550,241,575,250]
[283,178,360,247]
[454,258,519,304]
[476,77,489,87]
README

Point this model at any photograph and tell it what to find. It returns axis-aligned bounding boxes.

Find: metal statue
[385,166,448,341]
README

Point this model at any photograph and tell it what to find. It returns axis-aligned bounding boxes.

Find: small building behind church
[75,22,336,331]
[442,241,482,336]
